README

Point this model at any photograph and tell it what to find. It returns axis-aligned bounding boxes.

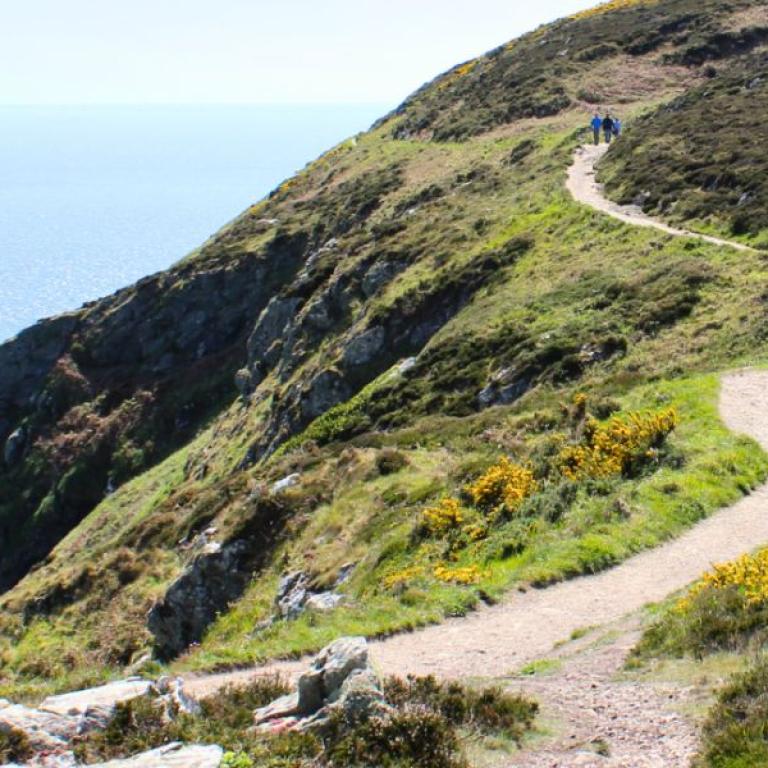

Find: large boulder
[253,637,388,733]
[89,743,223,767]
[0,699,78,752]
[39,678,153,724]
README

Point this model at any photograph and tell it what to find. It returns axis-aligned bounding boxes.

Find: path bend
[189,369,768,693]
[566,143,756,253]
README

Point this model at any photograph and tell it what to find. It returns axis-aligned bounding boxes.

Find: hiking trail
[186,152,768,763]
[188,370,768,766]
[567,143,755,253]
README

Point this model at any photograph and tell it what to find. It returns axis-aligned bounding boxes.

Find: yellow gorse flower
[434,564,481,585]
[383,565,425,590]
[558,408,678,481]
[422,498,464,536]
[679,551,768,611]
[571,0,658,21]
[464,458,538,514]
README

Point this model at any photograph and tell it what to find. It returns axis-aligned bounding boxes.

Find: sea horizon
[0,102,391,343]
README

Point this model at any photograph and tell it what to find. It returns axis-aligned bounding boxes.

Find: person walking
[602,114,615,144]
[613,117,622,137]
[591,112,602,145]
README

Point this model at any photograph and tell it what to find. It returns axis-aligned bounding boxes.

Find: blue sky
[1,0,601,105]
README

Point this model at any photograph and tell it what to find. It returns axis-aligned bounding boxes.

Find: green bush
[0,726,32,763]
[695,658,768,768]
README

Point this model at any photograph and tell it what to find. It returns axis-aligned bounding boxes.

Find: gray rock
[304,592,344,613]
[270,473,300,495]
[361,261,404,298]
[40,678,153,723]
[234,368,253,396]
[247,297,302,374]
[4,426,25,467]
[0,699,79,751]
[342,327,385,367]
[89,742,223,767]
[147,540,251,658]
[398,357,418,375]
[276,571,310,618]
[151,677,201,717]
[254,637,386,734]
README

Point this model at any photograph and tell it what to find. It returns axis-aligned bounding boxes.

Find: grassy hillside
[3,0,768,706]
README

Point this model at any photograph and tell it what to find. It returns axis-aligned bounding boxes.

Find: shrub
[382,675,538,742]
[695,658,768,767]
[324,707,465,768]
[557,408,678,481]
[463,458,537,516]
[637,550,768,658]
[421,498,464,536]
[376,449,409,476]
[433,564,482,585]
[0,726,32,763]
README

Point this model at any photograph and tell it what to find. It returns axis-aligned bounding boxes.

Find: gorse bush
[464,458,537,515]
[637,549,768,658]
[557,408,678,481]
[684,551,768,609]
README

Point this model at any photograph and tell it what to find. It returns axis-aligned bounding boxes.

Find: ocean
[0,104,389,343]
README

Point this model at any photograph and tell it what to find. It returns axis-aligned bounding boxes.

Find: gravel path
[188,371,768,695]
[566,144,755,253]
[185,162,768,763]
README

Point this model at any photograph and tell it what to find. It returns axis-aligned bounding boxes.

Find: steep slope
[3,0,768,701]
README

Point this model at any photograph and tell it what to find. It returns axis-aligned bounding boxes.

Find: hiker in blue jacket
[591,112,602,145]
[602,114,615,144]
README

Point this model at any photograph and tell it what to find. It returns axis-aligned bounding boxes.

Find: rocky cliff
[2,0,768,696]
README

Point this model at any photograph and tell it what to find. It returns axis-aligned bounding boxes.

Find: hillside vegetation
[3,0,768,713]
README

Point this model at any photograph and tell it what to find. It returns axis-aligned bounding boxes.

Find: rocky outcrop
[253,637,388,733]
[275,570,347,620]
[147,540,252,659]
[243,237,533,462]
[0,228,309,595]
[0,678,202,766]
[89,743,223,767]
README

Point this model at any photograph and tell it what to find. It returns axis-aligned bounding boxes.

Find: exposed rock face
[1,678,203,766]
[0,230,308,595]
[253,637,388,733]
[275,569,347,621]
[89,743,223,768]
[147,540,251,659]
[0,313,78,412]
[3,427,25,467]
[39,678,153,723]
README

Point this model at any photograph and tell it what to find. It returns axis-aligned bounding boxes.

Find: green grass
[173,371,768,673]
[4,0,768,704]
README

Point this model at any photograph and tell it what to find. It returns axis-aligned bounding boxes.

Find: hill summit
[3,3,768,765]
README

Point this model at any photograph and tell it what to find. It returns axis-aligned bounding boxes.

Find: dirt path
[566,144,755,253]
[189,371,768,700]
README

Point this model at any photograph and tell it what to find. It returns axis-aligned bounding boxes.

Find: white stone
[270,473,300,494]
[40,678,152,719]
[89,742,223,767]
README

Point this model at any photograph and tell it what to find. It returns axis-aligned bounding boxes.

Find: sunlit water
[0,104,389,342]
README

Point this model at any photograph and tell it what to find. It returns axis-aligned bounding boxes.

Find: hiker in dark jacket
[591,112,602,145]
[602,114,615,144]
